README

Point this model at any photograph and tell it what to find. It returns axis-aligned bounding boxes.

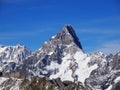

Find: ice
[48,52,53,55]
[49,54,74,81]
[105,85,112,90]
[0,67,2,71]
[118,52,120,56]
[46,61,59,70]
[0,46,6,53]
[44,41,47,44]
[52,35,56,39]
[114,76,120,83]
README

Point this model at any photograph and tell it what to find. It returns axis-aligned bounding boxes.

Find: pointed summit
[56,24,83,50]
[15,25,84,77]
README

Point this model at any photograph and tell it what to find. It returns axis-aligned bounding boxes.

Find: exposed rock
[0,76,86,90]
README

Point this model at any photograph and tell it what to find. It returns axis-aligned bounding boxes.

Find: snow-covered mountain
[0,25,120,90]
[16,25,84,77]
[85,52,120,90]
[0,44,31,73]
[16,25,81,75]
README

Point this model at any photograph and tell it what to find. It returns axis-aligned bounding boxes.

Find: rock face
[0,76,86,90]
[0,25,120,90]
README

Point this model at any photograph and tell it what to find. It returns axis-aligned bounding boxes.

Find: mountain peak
[59,25,83,50]
[62,24,73,33]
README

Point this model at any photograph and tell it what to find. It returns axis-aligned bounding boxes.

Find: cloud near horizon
[97,40,120,55]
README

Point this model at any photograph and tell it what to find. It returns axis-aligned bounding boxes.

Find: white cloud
[97,41,120,55]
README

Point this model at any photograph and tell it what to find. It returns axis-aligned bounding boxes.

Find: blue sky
[0,0,120,55]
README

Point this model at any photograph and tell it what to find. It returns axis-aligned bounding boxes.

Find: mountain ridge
[0,25,120,90]
[0,44,31,72]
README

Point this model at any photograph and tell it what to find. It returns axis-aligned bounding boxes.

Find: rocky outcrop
[0,76,86,90]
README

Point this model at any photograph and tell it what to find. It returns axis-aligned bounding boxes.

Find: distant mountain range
[0,25,120,90]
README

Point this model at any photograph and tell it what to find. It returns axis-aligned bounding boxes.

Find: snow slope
[48,51,99,85]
